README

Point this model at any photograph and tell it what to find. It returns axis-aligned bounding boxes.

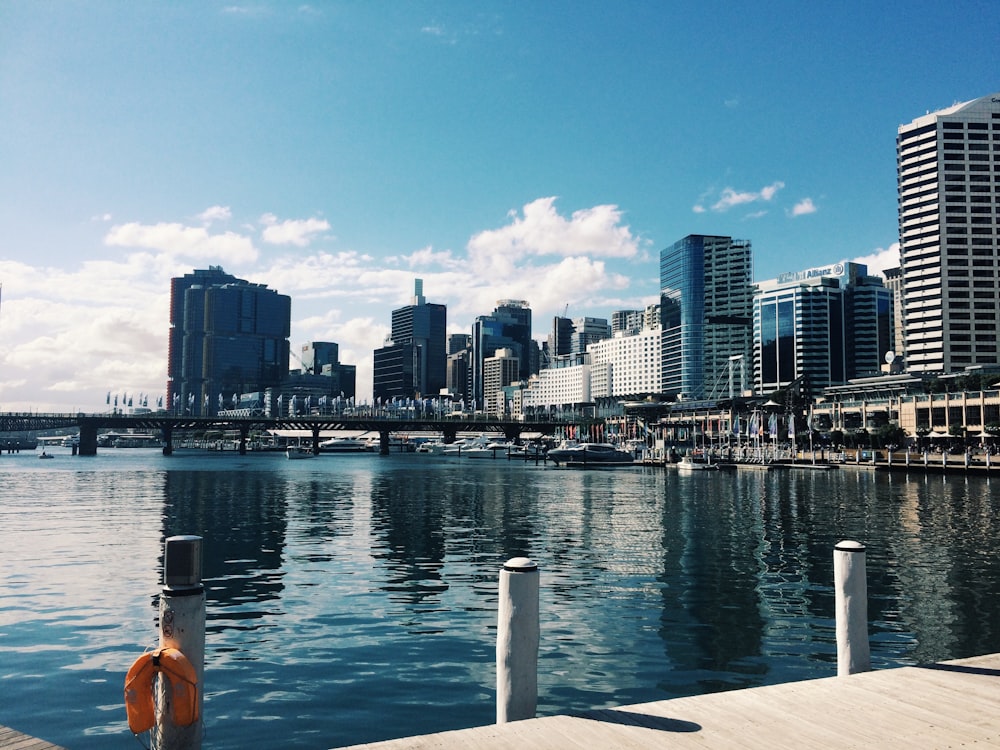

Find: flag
[788,416,796,440]
[768,413,778,439]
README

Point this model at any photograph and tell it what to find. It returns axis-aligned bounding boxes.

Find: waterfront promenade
[340,652,1000,750]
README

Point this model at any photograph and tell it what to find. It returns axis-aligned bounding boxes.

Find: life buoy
[124,647,199,734]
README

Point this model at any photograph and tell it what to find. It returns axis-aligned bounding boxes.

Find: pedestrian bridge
[0,412,565,456]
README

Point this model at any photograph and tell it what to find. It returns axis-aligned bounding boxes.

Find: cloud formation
[694,181,786,214]
[260,214,331,246]
[790,198,817,216]
[105,222,259,264]
[467,197,640,264]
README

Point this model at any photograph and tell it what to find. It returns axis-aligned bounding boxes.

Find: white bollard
[834,540,870,676]
[496,557,539,724]
[158,535,206,749]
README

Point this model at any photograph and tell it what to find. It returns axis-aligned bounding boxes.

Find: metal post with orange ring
[125,535,205,748]
[158,535,205,749]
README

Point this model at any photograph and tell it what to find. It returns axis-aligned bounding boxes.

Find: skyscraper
[660,235,754,400]
[373,279,446,401]
[897,93,1000,374]
[471,300,533,406]
[754,262,893,395]
[167,267,291,414]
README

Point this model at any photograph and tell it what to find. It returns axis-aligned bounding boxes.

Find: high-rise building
[753,262,893,396]
[897,93,1000,374]
[373,279,447,401]
[550,315,610,357]
[471,300,532,406]
[296,341,357,400]
[882,267,905,368]
[483,347,520,415]
[660,235,754,401]
[167,267,290,415]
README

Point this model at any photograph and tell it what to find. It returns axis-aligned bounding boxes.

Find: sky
[1,1,998,412]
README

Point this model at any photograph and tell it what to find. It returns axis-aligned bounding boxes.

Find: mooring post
[496,557,539,724]
[159,535,206,749]
[834,540,870,676]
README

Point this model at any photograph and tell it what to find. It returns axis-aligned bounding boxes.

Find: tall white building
[588,327,663,399]
[897,93,1000,374]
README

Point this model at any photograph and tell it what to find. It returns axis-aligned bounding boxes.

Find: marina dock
[339,652,1000,750]
[0,725,66,750]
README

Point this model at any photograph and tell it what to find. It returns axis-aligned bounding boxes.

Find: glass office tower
[660,235,753,400]
[167,266,291,415]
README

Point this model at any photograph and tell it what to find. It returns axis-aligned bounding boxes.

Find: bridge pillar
[78,423,98,456]
[503,427,521,442]
[443,427,459,444]
[162,426,174,456]
[239,426,249,456]
[311,427,321,455]
[378,430,390,455]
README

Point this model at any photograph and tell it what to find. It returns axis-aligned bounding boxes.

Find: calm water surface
[2,448,1000,749]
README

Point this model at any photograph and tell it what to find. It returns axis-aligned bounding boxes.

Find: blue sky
[1,1,998,411]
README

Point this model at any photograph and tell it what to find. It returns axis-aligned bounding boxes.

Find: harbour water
[2,448,999,749]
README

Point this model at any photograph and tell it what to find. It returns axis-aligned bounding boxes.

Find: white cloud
[259,214,331,246]
[851,242,900,276]
[711,181,785,212]
[403,245,460,269]
[198,205,232,224]
[790,198,817,216]
[466,197,640,267]
[104,221,259,264]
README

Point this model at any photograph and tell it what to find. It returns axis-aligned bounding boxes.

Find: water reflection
[2,453,1000,750]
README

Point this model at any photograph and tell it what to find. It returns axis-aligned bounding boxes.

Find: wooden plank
[0,725,67,750]
[336,653,1000,750]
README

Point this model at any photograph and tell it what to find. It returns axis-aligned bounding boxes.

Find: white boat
[463,437,513,458]
[286,446,315,459]
[365,436,416,453]
[442,434,510,458]
[319,436,371,452]
[508,443,545,460]
[677,454,718,472]
[415,440,449,454]
[546,440,635,465]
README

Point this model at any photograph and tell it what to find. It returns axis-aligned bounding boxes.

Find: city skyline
[1,2,998,411]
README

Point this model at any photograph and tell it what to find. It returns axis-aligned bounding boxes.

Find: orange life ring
[124,647,199,734]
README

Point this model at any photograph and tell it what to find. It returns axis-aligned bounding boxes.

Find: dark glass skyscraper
[753,261,893,395]
[471,300,532,406]
[660,235,753,400]
[373,279,446,401]
[167,266,291,414]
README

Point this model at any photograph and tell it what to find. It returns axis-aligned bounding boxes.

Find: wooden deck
[0,725,66,750]
[337,652,1000,749]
